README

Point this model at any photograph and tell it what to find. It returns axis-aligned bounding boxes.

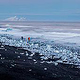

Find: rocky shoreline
[0,42,80,80]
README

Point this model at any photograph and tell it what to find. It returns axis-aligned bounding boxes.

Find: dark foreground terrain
[0,42,80,80]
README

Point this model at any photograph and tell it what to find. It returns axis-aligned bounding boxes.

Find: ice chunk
[44,68,47,70]
[0,34,80,67]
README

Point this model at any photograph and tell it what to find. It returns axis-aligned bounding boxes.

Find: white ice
[0,22,80,67]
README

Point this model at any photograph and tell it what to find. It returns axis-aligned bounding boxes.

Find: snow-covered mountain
[4,16,27,21]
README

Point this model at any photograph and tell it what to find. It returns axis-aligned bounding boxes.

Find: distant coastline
[0,21,80,26]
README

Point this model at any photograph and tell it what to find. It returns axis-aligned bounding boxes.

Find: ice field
[0,22,80,67]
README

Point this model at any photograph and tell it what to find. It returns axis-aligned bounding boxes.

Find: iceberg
[2,28,13,32]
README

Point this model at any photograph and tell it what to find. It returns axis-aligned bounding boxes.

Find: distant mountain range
[4,16,27,21]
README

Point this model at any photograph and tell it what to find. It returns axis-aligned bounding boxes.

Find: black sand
[0,42,80,80]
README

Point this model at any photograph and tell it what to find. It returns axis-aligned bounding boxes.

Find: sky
[0,0,80,21]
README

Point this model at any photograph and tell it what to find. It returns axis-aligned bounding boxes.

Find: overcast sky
[0,0,80,21]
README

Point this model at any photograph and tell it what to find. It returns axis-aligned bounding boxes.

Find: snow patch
[4,16,27,21]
